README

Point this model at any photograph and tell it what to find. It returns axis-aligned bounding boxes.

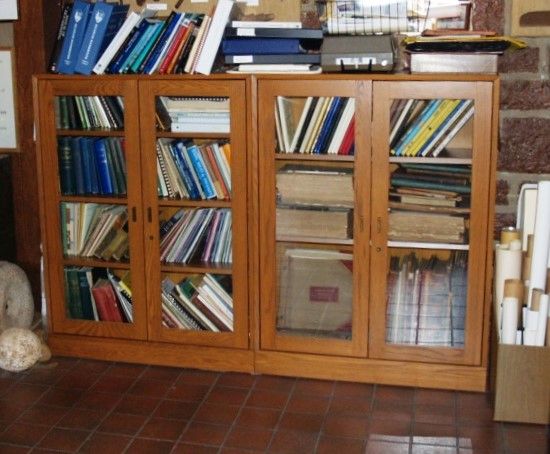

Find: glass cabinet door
[259,79,371,357]
[370,81,494,365]
[36,77,147,339]
[139,79,249,349]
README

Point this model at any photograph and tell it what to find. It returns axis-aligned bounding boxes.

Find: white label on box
[237,29,256,36]
[233,55,254,63]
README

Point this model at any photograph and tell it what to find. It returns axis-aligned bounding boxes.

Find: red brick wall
[472,0,550,236]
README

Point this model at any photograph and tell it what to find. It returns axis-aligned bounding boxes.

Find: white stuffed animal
[0,261,35,331]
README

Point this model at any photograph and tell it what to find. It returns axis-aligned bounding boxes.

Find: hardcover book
[57,0,93,74]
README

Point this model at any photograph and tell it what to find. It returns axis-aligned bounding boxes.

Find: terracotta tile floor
[0,357,548,453]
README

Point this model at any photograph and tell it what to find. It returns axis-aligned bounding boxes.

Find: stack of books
[64,267,132,323]
[156,96,230,133]
[389,163,471,244]
[161,274,233,332]
[50,0,237,75]
[222,20,322,73]
[156,138,231,201]
[275,96,355,155]
[159,207,232,265]
[60,203,129,262]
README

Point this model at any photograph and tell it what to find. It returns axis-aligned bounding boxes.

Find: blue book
[93,138,113,195]
[58,137,74,195]
[119,20,162,74]
[141,12,181,74]
[77,268,96,320]
[222,37,302,55]
[78,137,92,194]
[57,0,93,74]
[393,99,441,156]
[128,20,166,73]
[71,137,85,195]
[312,97,343,154]
[172,142,201,200]
[186,145,216,200]
[74,2,130,74]
[107,19,150,74]
[81,138,99,194]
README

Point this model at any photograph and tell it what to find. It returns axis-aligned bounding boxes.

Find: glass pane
[155,138,231,200]
[276,244,353,340]
[385,249,467,347]
[60,203,129,263]
[161,273,233,332]
[55,95,124,130]
[156,96,229,133]
[63,266,133,323]
[275,96,355,155]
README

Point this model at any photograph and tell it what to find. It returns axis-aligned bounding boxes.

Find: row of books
[157,139,231,200]
[55,95,124,130]
[389,163,471,244]
[156,96,230,133]
[276,96,355,155]
[390,98,474,157]
[51,0,236,76]
[65,267,132,323]
[59,136,127,197]
[61,203,128,262]
[386,251,467,347]
[160,208,232,265]
[161,274,233,332]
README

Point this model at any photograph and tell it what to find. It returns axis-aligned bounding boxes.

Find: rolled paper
[494,243,523,330]
[516,330,523,344]
[546,268,550,293]
[523,306,540,346]
[535,294,549,346]
[522,252,532,282]
[523,329,537,346]
[501,297,519,344]
[500,227,521,246]
[531,288,543,311]
[527,234,534,258]
[528,181,550,306]
[504,279,524,324]
[516,184,538,251]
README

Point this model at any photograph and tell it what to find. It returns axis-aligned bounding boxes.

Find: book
[224,26,322,39]
[326,98,355,154]
[276,96,308,153]
[276,204,353,240]
[74,2,130,74]
[140,11,181,74]
[195,0,236,75]
[57,0,93,74]
[184,14,211,73]
[430,105,475,157]
[224,53,321,65]
[91,279,124,322]
[222,38,303,55]
[409,52,498,74]
[106,17,150,74]
[230,20,302,29]
[49,3,73,73]
[277,165,354,207]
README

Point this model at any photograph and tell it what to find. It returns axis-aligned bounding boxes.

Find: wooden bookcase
[254,74,499,391]
[34,74,499,391]
[33,74,254,372]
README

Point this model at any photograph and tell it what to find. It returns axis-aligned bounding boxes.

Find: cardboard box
[492,340,550,424]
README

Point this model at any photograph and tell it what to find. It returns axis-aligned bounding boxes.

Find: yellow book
[304,97,332,154]
[404,99,461,156]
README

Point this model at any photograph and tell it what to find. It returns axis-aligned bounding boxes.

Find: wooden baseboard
[255,350,488,391]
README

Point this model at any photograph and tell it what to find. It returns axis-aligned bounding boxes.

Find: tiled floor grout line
[312,379,336,453]
[216,374,258,453]
[74,360,148,453]
[264,377,298,453]
[169,370,222,453]
[116,364,185,454]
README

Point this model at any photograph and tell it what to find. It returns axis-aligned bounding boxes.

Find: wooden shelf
[276,236,354,246]
[387,240,470,250]
[56,129,124,137]
[158,199,232,208]
[62,257,131,269]
[160,263,232,275]
[156,131,231,139]
[389,156,472,165]
[60,195,128,204]
[275,153,354,162]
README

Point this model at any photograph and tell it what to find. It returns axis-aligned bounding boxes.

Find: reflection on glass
[277,245,353,339]
[64,267,132,323]
[386,250,466,347]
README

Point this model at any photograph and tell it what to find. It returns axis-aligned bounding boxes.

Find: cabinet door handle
[147,207,152,223]
[131,207,137,222]
[376,216,382,234]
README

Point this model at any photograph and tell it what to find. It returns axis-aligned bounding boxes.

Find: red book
[158,23,189,74]
[338,117,355,155]
[91,280,124,322]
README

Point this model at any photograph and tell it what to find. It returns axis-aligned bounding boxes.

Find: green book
[65,267,84,320]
